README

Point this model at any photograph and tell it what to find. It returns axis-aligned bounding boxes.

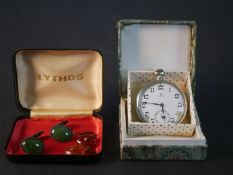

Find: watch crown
[154,69,165,81]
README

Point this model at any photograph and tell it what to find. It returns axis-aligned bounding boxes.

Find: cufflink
[65,132,100,155]
[21,131,44,154]
[50,120,73,142]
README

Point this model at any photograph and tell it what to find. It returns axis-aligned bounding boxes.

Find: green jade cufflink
[50,120,73,142]
[21,131,44,154]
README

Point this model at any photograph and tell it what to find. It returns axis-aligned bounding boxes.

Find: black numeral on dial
[175,94,179,99]
[144,112,149,121]
[158,84,164,90]
[150,88,155,93]
[143,94,149,99]
[170,118,175,123]
[178,102,183,107]
[141,102,147,108]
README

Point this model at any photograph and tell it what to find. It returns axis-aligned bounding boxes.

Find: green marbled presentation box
[118,19,207,160]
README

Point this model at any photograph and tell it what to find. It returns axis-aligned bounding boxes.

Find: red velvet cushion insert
[6,116,102,155]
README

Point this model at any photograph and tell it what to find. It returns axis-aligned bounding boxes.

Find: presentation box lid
[14,50,103,117]
[117,19,196,97]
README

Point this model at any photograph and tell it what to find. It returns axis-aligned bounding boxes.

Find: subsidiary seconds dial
[136,81,187,124]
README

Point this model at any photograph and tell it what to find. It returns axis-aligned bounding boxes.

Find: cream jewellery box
[118,20,207,160]
[6,50,103,163]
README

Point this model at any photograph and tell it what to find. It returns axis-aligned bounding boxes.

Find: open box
[127,71,196,137]
[118,20,207,160]
[5,50,103,163]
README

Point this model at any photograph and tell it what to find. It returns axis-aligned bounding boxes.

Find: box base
[121,145,207,160]
[6,115,103,163]
[119,98,207,160]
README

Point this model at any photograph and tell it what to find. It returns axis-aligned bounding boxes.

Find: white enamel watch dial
[136,70,187,124]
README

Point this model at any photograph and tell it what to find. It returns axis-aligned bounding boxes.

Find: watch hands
[143,102,161,106]
[160,103,166,121]
[160,103,165,114]
[161,115,165,123]
[144,102,165,111]
[143,102,167,122]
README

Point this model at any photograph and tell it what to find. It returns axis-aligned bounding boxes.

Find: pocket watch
[136,69,187,124]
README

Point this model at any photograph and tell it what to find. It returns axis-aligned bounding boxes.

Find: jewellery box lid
[14,50,102,117]
[118,19,196,97]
